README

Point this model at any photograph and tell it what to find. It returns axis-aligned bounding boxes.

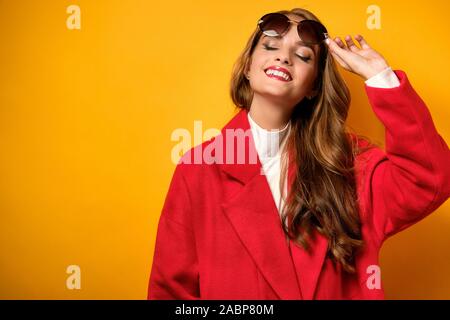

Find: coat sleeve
[359,69,450,244]
[147,162,200,299]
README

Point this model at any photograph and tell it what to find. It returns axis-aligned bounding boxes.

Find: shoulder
[347,132,384,158]
[347,132,387,179]
[173,109,246,181]
[175,135,222,178]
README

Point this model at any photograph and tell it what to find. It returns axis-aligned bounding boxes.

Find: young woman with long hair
[148,8,450,299]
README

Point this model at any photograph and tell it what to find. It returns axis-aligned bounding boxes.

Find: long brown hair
[229,8,377,273]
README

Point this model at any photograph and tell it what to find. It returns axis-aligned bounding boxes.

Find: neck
[248,95,292,130]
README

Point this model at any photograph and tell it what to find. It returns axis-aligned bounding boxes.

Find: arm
[361,69,450,243]
[325,35,450,243]
[147,163,200,299]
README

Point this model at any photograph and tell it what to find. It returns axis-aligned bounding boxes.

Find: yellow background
[0,0,449,299]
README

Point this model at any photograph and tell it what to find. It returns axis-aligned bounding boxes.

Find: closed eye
[262,44,311,63]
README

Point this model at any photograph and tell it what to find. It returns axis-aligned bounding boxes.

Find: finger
[325,37,354,64]
[330,51,350,69]
[344,35,360,53]
[326,38,351,69]
[354,34,371,49]
[334,37,347,50]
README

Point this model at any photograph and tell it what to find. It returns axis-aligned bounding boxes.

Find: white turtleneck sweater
[248,66,400,216]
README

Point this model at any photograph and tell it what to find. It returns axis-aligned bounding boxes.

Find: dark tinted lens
[258,13,289,37]
[298,20,328,44]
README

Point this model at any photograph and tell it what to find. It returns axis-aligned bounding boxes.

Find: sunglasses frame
[258,13,329,45]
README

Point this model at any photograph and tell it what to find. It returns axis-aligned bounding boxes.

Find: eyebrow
[262,35,316,54]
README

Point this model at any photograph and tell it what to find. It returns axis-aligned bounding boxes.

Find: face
[246,14,320,109]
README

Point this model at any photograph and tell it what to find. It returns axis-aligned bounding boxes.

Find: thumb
[325,38,349,59]
[325,38,350,69]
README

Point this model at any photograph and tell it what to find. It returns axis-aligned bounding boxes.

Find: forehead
[285,13,304,22]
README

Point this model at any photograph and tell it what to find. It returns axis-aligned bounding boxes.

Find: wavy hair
[229,7,377,273]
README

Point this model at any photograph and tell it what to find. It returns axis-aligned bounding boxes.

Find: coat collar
[218,108,328,300]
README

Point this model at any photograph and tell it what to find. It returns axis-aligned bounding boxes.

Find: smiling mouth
[264,69,292,82]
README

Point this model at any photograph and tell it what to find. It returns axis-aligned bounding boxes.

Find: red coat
[148,70,450,300]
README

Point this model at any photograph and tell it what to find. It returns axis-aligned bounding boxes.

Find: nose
[274,37,293,66]
[275,50,291,66]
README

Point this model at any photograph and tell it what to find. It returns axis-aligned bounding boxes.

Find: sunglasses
[258,13,329,45]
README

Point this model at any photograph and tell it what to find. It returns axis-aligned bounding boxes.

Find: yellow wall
[0,0,449,299]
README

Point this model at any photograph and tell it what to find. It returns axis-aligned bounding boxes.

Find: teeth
[265,69,291,80]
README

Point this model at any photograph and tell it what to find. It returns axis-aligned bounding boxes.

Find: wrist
[363,66,390,81]
[362,59,390,80]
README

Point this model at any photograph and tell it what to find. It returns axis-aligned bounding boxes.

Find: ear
[306,87,319,99]
[308,76,320,97]
[244,60,252,79]
[306,84,316,97]
[310,88,319,96]
[244,66,251,79]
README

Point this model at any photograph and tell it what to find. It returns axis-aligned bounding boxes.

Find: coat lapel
[221,172,303,300]
[288,229,328,299]
[217,108,327,300]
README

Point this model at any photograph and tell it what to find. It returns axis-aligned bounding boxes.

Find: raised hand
[325,34,390,80]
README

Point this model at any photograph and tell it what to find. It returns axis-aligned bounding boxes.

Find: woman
[148,8,450,299]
